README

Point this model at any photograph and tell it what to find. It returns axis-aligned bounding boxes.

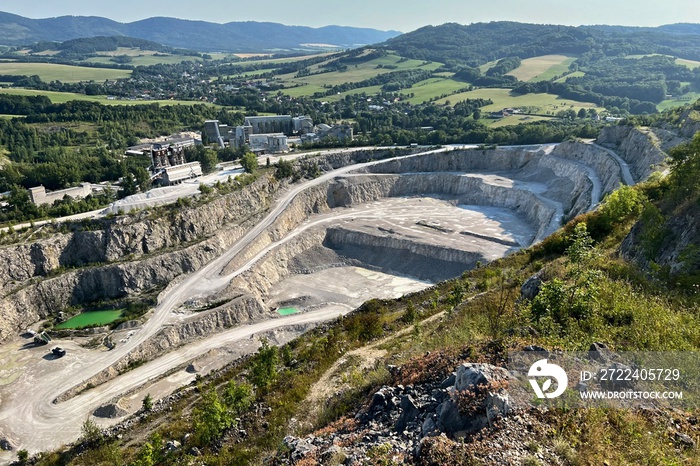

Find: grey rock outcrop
[520,270,545,300]
[596,126,668,182]
[437,363,511,435]
[284,362,513,464]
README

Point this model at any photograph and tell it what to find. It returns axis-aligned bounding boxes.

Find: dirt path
[300,311,447,428]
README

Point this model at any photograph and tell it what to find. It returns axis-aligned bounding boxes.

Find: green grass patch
[281,84,328,97]
[478,59,499,74]
[436,88,599,114]
[506,55,575,82]
[85,55,202,66]
[0,88,211,106]
[54,309,124,329]
[403,77,469,104]
[657,92,700,111]
[0,62,131,82]
[676,58,700,69]
[279,54,442,94]
[321,84,385,102]
[555,71,585,82]
[487,114,555,127]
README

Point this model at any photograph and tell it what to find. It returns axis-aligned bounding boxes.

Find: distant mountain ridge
[0,11,402,52]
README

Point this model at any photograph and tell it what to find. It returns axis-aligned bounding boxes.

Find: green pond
[277,307,299,316]
[54,309,124,329]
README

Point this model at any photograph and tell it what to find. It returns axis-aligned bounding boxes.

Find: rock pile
[280,363,522,464]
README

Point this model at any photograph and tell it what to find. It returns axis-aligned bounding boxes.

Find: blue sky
[2,0,698,32]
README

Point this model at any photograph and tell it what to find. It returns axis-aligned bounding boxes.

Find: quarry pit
[0,142,634,459]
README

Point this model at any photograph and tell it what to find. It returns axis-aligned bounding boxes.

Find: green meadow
[0,62,131,82]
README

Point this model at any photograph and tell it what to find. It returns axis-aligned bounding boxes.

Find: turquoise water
[54,309,124,329]
[277,307,299,316]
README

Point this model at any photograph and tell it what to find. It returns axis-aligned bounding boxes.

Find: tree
[275,159,295,180]
[17,450,29,464]
[248,338,279,391]
[81,417,102,443]
[240,152,258,174]
[223,381,253,413]
[198,183,213,195]
[142,393,153,412]
[193,390,232,445]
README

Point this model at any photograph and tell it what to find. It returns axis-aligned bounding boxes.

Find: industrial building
[159,162,203,185]
[28,183,94,206]
[248,134,289,153]
[147,143,202,185]
[244,115,293,134]
[205,115,351,152]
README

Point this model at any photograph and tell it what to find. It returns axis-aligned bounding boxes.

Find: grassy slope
[403,77,466,104]
[84,55,202,66]
[0,88,210,106]
[0,62,131,82]
[506,54,575,82]
[435,88,599,114]
[279,54,442,94]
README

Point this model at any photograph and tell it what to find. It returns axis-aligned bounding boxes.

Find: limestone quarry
[0,136,667,460]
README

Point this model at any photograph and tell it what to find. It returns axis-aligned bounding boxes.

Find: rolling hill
[0,11,402,52]
[384,21,700,65]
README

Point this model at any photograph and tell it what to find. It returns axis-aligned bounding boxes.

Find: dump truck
[33,331,52,345]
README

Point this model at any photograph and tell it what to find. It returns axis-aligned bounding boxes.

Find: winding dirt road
[0,142,617,461]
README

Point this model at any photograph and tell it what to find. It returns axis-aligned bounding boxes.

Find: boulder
[454,363,509,392]
[520,270,545,300]
[437,363,511,435]
[395,395,420,432]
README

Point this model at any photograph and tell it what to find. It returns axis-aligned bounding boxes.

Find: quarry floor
[0,144,582,461]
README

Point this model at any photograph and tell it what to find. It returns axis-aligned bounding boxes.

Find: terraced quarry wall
[0,143,630,343]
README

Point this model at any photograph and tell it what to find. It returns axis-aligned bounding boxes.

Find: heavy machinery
[33,331,51,345]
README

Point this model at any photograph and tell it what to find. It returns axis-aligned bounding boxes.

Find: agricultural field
[478,59,499,74]
[84,54,203,66]
[657,91,700,111]
[555,71,585,82]
[435,88,600,114]
[0,88,210,106]
[236,52,333,67]
[676,57,700,69]
[279,53,442,92]
[403,77,469,104]
[506,55,575,82]
[0,62,131,82]
[323,84,385,102]
[487,114,554,127]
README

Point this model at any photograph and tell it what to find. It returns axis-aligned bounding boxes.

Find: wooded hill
[384,21,700,65]
[0,11,401,52]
